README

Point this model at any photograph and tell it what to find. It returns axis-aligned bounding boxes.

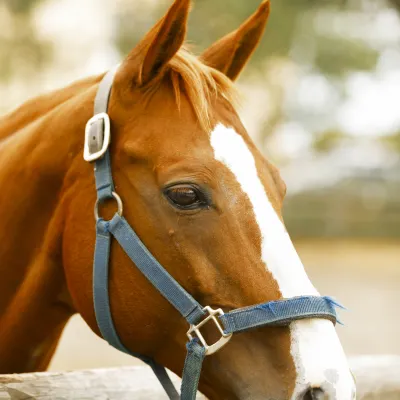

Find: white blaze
[210,124,355,400]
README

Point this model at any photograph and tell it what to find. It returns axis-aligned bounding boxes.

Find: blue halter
[85,68,344,400]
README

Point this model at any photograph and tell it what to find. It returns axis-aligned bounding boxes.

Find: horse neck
[0,75,100,141]
[0,76,99,311]
[0,76,104,373]
[0,75,100,203]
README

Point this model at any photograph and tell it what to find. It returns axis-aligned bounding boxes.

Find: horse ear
[119,0,190,86]
[200,0,270,81]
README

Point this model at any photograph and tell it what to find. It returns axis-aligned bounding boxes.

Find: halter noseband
[84,67,344,400]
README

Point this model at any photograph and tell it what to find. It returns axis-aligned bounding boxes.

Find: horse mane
[162,47,238,131]
[0,47,237,139]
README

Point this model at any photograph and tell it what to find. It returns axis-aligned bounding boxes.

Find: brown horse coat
[0,1,355,399]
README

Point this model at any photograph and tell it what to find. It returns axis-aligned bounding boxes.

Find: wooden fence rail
[0,355,399,399]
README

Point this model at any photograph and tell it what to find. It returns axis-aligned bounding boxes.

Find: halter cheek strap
[86,68,344,400]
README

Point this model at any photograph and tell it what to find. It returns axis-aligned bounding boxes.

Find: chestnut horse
[0,0,356,399]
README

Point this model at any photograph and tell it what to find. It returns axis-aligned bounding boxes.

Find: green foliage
[312,129,347,152]
[4,0,41,14]
[315,36,379,76]
[381,132,400,152]
[388,0,400,11]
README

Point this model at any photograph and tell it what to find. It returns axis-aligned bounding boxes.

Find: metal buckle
[187,306,232,356]
[84,113,111,162]
[94,192,123,220]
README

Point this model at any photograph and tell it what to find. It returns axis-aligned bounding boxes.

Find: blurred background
[1,0,399,371]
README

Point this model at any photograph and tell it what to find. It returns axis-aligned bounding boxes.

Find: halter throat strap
[87,68,344,400]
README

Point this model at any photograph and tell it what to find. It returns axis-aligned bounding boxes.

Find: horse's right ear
[118,0,190,87]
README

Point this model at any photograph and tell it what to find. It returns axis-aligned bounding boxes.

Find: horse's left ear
[200,0,270,81]
[119,0,190,86]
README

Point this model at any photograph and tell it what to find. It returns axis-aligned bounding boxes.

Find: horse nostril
[302,387,326,400]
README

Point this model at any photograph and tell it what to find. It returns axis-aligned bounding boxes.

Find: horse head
[62,1,356,398]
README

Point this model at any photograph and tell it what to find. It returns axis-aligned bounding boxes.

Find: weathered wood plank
[0,356,399,399]
[0,367,194,400]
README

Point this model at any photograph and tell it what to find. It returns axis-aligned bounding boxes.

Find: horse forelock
[139,47,238,132]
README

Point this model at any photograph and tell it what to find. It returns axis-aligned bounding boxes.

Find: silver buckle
[84,112,111,162]
[94,191,123,220]
[187,306,232,356]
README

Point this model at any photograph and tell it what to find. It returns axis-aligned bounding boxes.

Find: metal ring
[94,192,123,220]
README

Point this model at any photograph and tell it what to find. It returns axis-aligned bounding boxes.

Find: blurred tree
[0,0,52,81]
[382,131,400,153]
[312,129,347,153]
[388,0,400,11]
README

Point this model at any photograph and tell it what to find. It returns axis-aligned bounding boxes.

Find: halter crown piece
[84,67,345,400]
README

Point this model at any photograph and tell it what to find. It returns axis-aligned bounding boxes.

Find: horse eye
[164,185,205,210]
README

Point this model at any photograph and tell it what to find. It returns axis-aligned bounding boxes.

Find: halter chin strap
[86,68,344,400]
